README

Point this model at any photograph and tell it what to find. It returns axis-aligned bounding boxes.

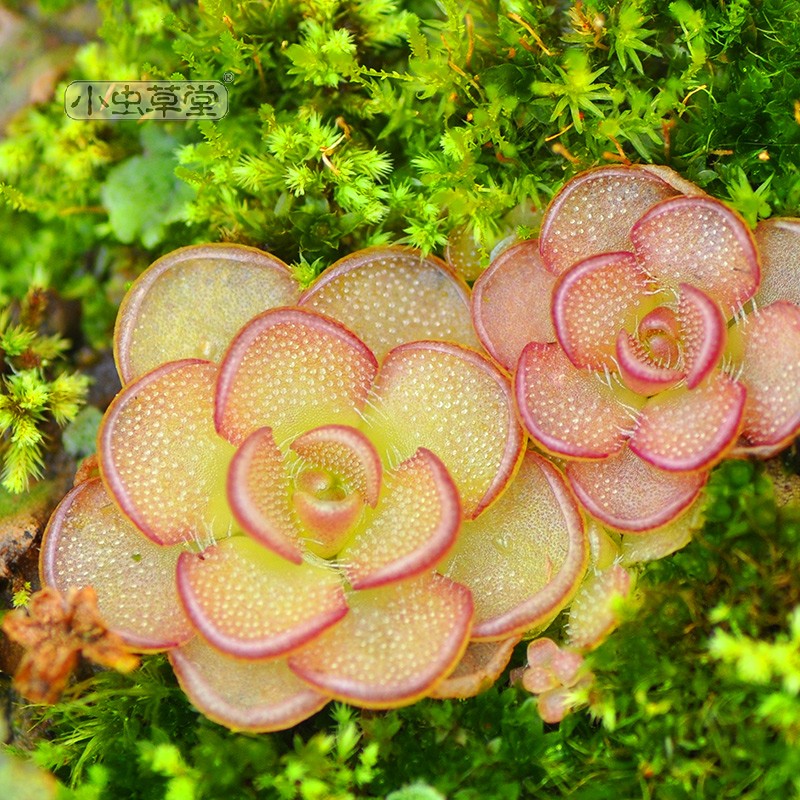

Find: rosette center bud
[292,468,364,557]
[636,306,681,367]
[289,424,383,559]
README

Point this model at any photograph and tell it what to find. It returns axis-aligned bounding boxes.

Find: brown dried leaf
[2,586,139,704]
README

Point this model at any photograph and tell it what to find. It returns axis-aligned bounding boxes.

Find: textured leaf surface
[566,446,707,531]
[291,425,382,507]
[430,637,520,699]
[677,283,727,389]
[754,218,800,307]
[227,427,303,563]
[99,360,234,546]
[215,308,378,447]
[471,240,557,371]
[621,498,703,564]
[289,573,473,707]
[176,537,347,659]
[115,244,299,384]
[539,166,680,275]
[41,478,192,650]
[170,637,329,732]
[615,329,682,396]
[552,251,650,369]
[516,342,640,458]
[523,637,583,689]
[735,301,800,449]
[567,563,632,649]
[631,196,759,314]
[443,452,587,639]
[365,341,523,518]
[341,448,460,590]
[299,247,479,361]
[629,373,745,471]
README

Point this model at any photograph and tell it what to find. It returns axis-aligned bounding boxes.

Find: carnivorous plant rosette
[473,165,800,532]
[40,244,588,731]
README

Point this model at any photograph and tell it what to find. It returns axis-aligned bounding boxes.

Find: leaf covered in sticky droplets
[364,341,524,518]
[170,636,329,733]
[471,240,557,371]
[41,478,193,650]
[99,360,235,547]
[443,452,587,639]
[288,573,472,708]
[115,244,300,384]
[299,247,479,361]
[215,308,378,447]
[176,537,347,660]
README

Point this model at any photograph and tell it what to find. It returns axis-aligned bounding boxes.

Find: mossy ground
[1,1,800,798]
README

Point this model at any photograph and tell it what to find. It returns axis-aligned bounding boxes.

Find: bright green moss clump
[0,293,89,493]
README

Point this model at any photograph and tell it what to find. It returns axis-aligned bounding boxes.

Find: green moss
[0,296,89,493]
[4,0,800,347]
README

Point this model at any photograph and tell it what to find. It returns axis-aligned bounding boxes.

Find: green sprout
[0,296,89,493]
[12,581,32,609]
[532,49,614,134]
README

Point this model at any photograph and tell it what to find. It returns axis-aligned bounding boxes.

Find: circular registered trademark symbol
[222,71,234,83]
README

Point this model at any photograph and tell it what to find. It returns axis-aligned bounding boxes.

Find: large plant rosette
[40,245,588,731]
[473,165,800,532]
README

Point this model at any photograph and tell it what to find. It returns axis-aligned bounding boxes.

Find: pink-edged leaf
[638,164,708,196]
[444,223,486,283]
[227,427,303,564]
[471,240,557,371]
[537,686,585,724]
[429,636,521,699]
[515,342,641,459]
[298,246,480,361]
[621,496,704,564]
[169,637,329,732]
[215,308,378,447]
[567,563,632,650]
[176,537,347,660]
[734,301,800,449]
[443,452,588,639]
[288,573,473,708]
[521,638,561,693]
[291,425,382,507]
[552,251,651,370]
[115,244,300,385]
[754,218,800,307]
[631,196,760,314]
[41,478,192,650]
[629,372,745,471]
[637,305,682,345]
[99,360,235,546]
[341,448,461,590]
[523,637,584,688]
[615,330,683,396]
[566,446,707,532]
[677,283,727,388]
[525,637,560,667]
[364,341,524,518]
[586,519,622,571]
[539,166,681,275]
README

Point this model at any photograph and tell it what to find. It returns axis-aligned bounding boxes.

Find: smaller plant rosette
[41,245,588,731]
[473,165,800,533]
